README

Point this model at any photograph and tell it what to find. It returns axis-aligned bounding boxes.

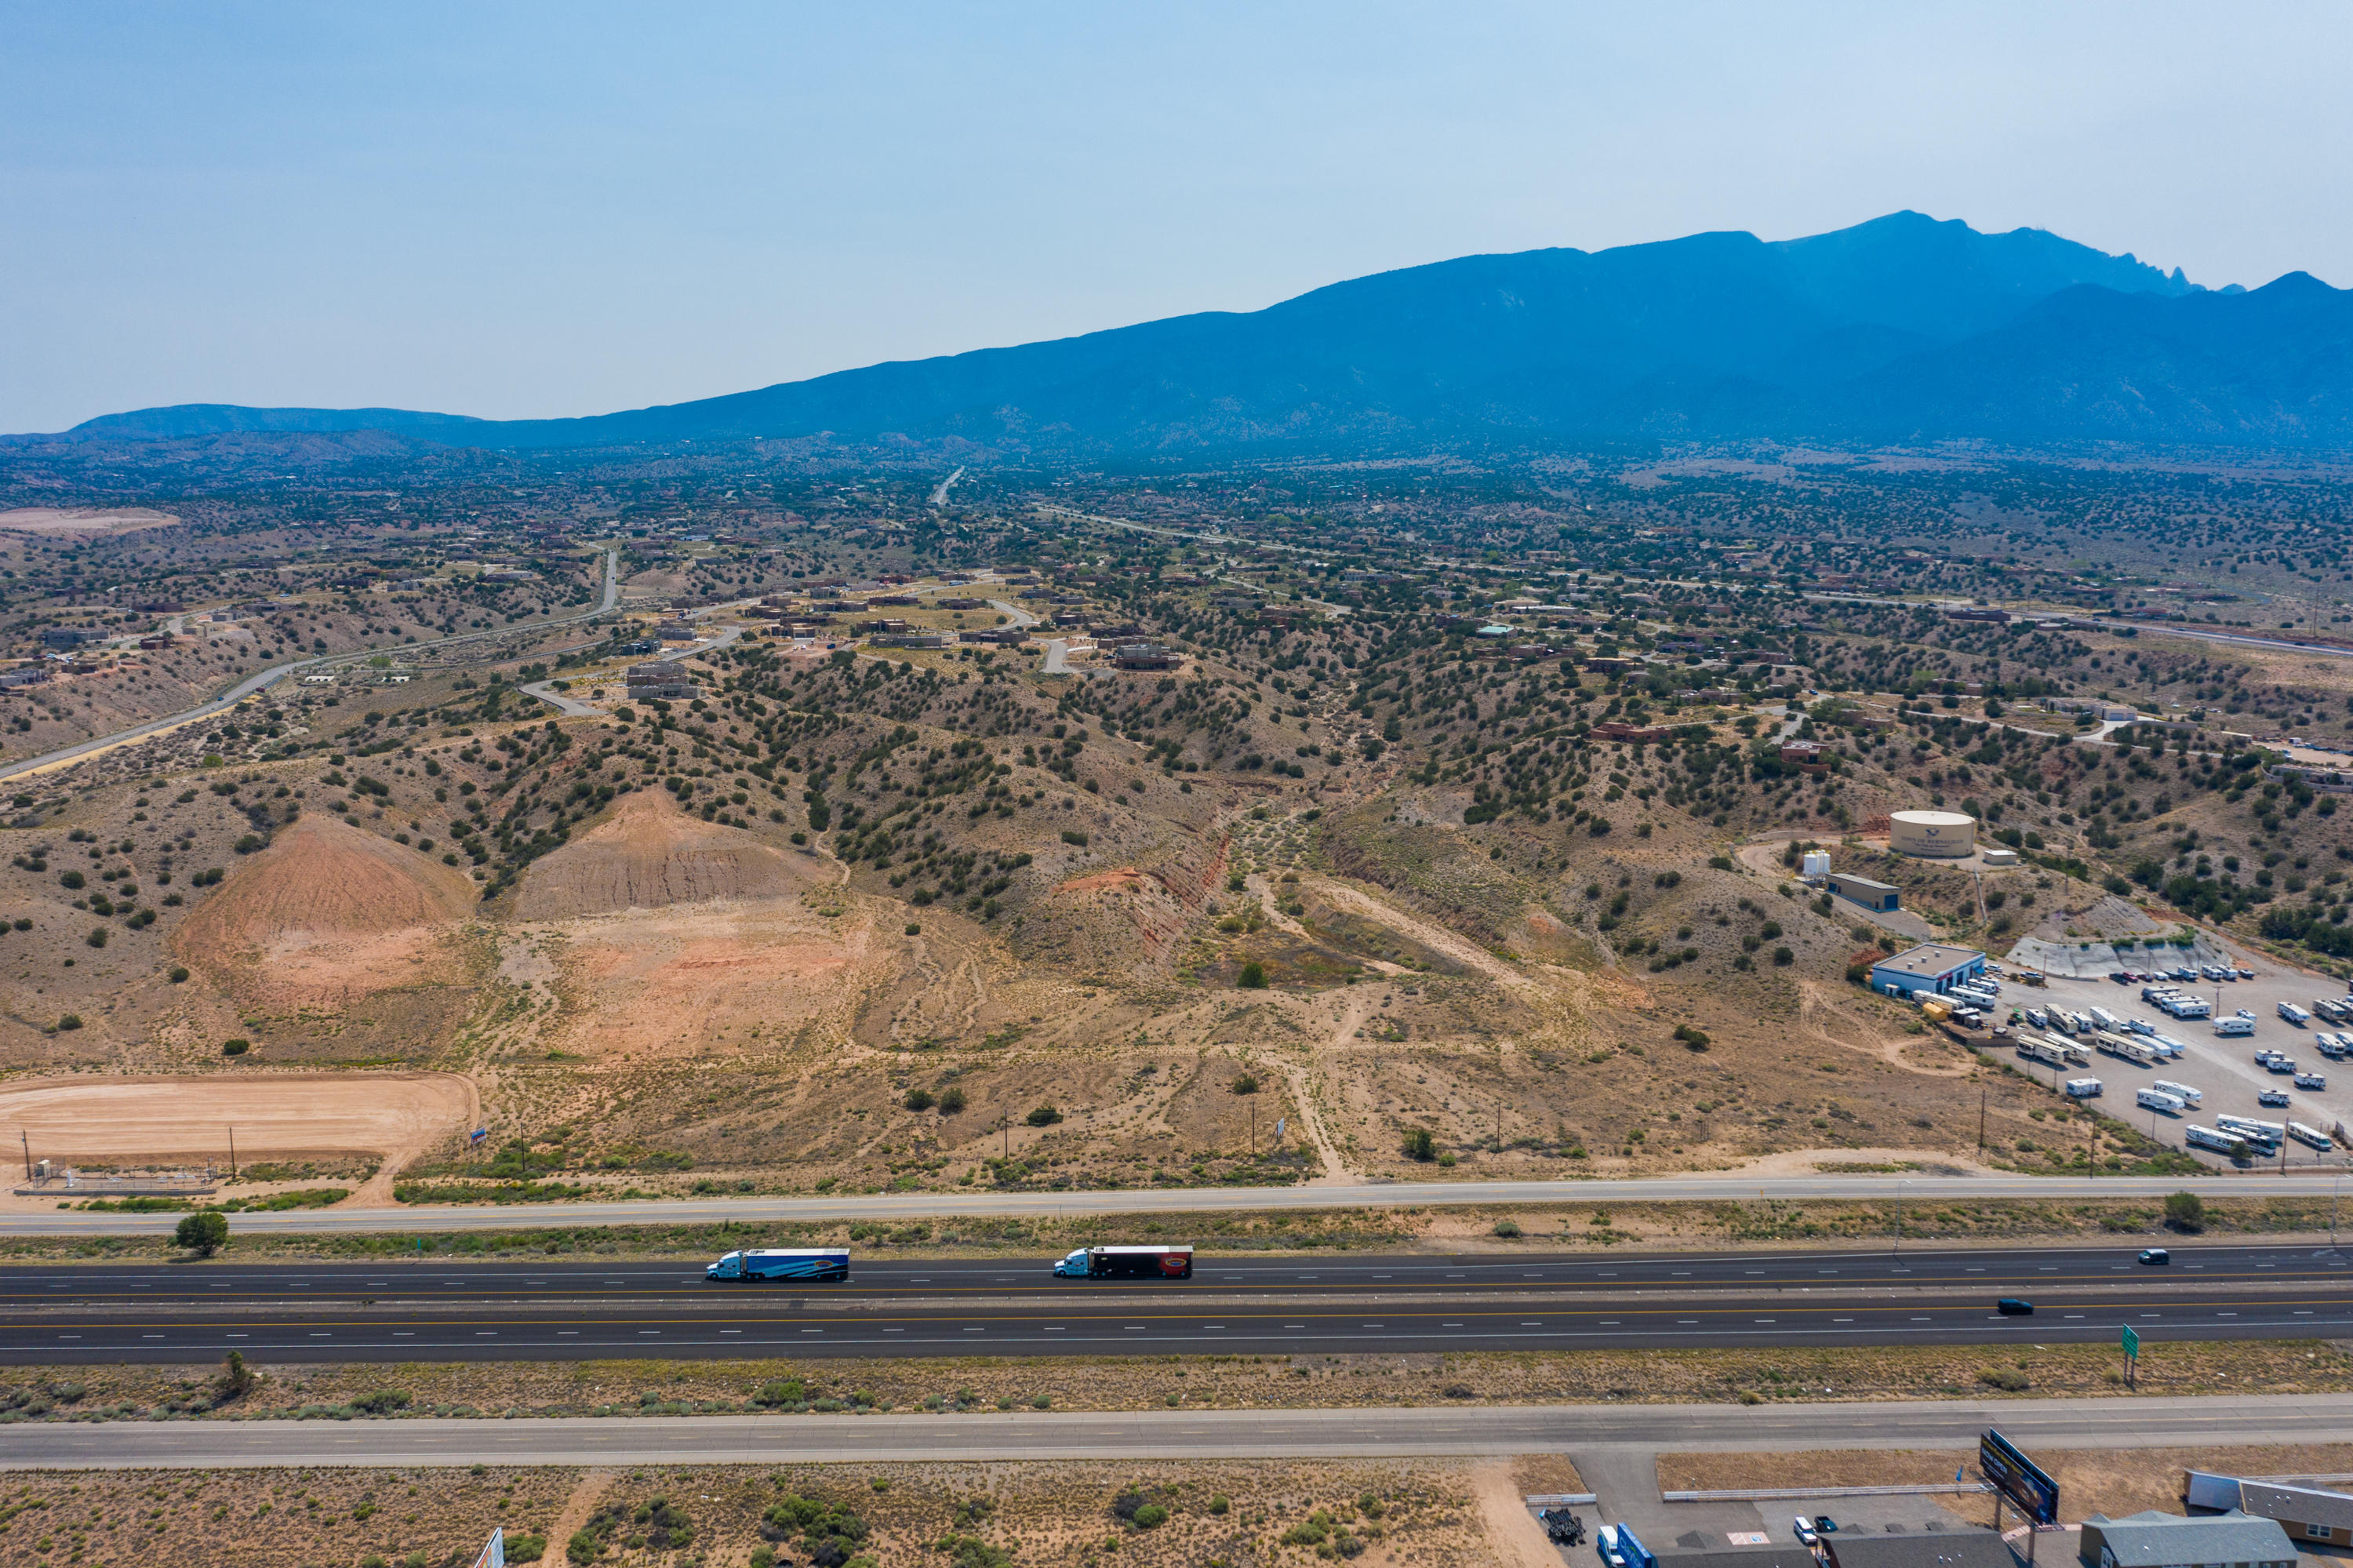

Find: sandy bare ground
[1474,1461,1563,1568]
[0,506,180,537]
[0,1072,475,1196]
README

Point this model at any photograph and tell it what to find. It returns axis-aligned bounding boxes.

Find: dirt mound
[172,813,475,1005]
[514,790,815,919]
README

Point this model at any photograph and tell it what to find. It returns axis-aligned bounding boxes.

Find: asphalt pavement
[4,1242,2344,1366]
[6,1393,2350,1470]
[9,1171,2353,1238]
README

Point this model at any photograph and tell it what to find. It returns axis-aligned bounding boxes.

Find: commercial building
[1827,871,1901,913]
[2235,1480,2353,1548]
[1889,809,1977,857]
[1870,942,1988,999]
[1825,1533,2016,1568]
[1661,1536,2011,1568]
[2078,1512,2296,1568]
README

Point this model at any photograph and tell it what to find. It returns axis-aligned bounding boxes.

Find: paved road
[1,1242,2328,1304]
[1041,637,1071,675]
[7,1394,2351,1470]
[0,550,622,783]
[4,1243,2344,1366]
[929,465,966,507]
[7,1171,2353,1239]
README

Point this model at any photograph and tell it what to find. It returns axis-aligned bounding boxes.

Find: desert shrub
[762,1493,867,1555]
[903,1088,935,1111]
[937,1086,967,1115]
[1977,1366,2029,1392]
[351,1388,409,1414]
[754,1379,806,1407]
[54,1014,81,1031]
[1492,1218,1522,1238]
[1231,1072,1260,1095]
[2164,1191,2206,1232]
[506,1536,547,1564]
[1209,1494,1230,1515]
[1402,1127,1437,1162]
[1061,830,1089,846]
[222,1039,250,1056]
[1025,1104,1063,1126]
[1236,961,1268,988]
[174,1210,229,1257]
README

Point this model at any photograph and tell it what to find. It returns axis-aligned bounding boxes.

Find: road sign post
[2121,1324,2140,1388]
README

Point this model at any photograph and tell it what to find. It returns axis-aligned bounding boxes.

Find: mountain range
[37,211,2353,453]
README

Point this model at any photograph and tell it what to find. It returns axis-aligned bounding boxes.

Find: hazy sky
[6,2,2350,431]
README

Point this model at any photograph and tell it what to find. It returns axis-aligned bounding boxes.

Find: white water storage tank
[1801,850,1832,879]
[1889,809,1977,857]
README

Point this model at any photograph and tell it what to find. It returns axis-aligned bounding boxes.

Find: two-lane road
[9,1394,2353,1470]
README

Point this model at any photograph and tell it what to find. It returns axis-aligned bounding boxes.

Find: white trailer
[2136,1087,2187,1115]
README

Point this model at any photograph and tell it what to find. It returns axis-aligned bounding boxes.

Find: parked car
[1791,1518,1819,1548]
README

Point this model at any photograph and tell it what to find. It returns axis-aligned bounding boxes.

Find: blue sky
[5,2,2349,431]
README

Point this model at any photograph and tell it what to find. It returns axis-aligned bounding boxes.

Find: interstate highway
[2,1242,2347,1364]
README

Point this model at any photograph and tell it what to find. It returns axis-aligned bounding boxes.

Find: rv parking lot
[2012,957,2353,1166]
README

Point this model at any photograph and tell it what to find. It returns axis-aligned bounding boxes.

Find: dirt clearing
[0,1072,474,1180]
[0,506,180,537]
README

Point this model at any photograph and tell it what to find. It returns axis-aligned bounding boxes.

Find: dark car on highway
[1997,1297,2035,1315]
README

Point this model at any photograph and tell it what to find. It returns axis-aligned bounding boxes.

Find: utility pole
[1893,1179,1904,1253]
[227,1128,235,1180]
[1977,1089,1987,1152]
[19,1130,27,1182]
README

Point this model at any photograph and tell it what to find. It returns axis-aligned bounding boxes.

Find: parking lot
[2007,948,2353,1170]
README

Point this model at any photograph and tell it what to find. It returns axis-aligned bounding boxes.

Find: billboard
[1980,1428,2058,1526]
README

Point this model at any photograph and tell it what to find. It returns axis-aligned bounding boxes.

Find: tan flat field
[0,1071,476,1166]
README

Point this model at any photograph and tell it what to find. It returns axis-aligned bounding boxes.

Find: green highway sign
[2121,1325,2140,1357]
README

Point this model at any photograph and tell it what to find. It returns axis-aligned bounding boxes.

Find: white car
[1792,1518,1820,1548]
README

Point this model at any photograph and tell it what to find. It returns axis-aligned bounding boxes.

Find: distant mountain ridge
[41,210,2353,452]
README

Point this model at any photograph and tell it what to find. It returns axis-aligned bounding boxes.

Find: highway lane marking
[15,1294,2334,1340]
